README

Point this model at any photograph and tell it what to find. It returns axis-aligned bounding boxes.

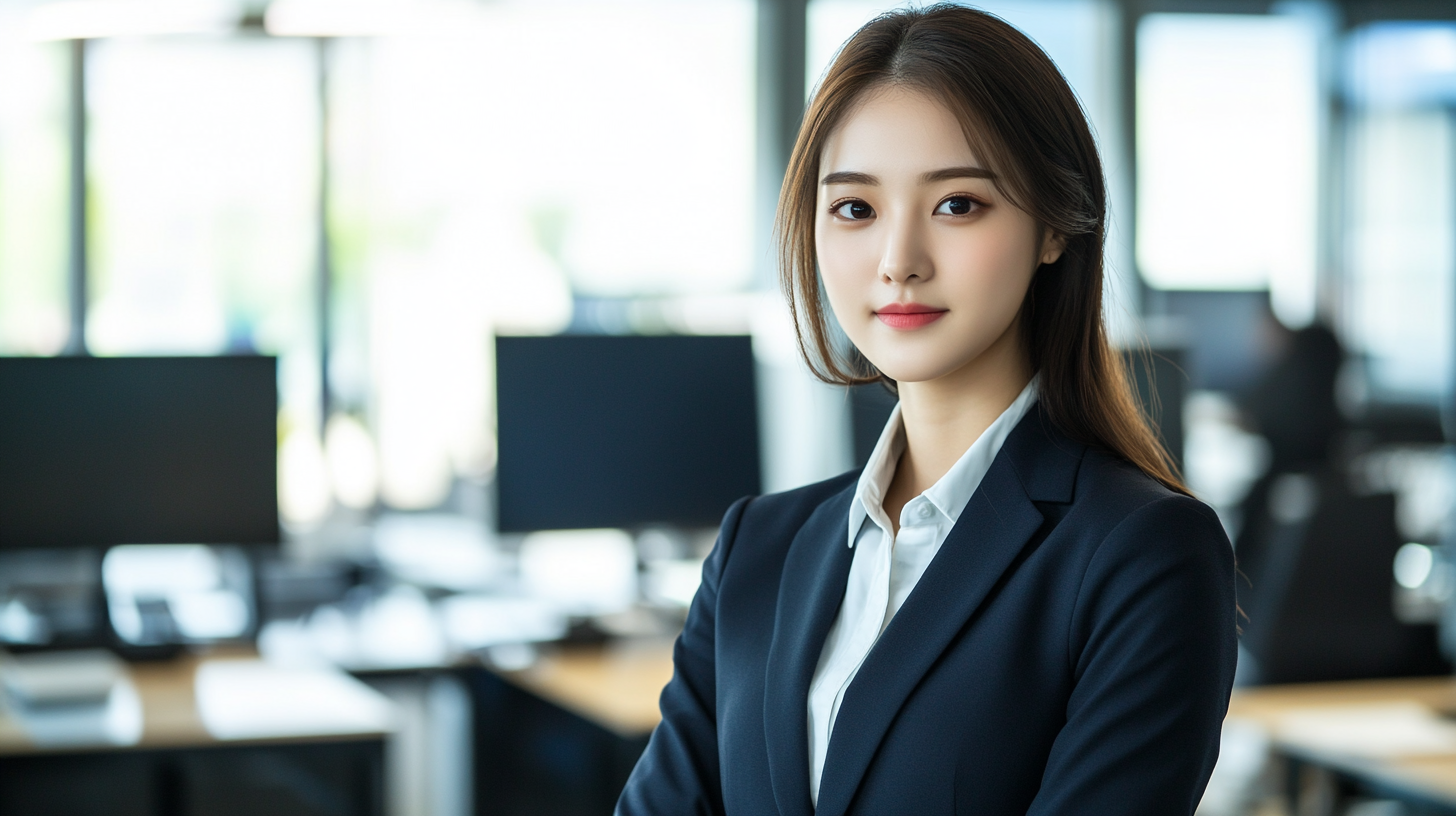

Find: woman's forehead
[818,85,988,180]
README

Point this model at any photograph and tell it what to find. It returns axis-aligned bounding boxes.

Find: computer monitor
[0,356,280,549]
[494,335,761,532]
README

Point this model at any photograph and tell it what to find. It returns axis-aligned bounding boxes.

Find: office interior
[0,0,1454,813]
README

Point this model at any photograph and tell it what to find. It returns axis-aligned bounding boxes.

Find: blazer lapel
[763,482,857,816]
[813,410,1083,816]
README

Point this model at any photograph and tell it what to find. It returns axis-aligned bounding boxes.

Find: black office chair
[1239,470,1449,685]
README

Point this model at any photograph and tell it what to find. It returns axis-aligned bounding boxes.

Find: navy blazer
[618,407,1237,816]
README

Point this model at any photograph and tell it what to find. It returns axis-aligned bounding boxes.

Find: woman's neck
[882,327,1031,531]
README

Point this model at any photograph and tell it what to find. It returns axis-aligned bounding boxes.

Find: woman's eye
[935,196,977,216]
[833,200,874,220]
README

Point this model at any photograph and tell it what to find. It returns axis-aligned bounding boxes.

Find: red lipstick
[875,302,947,330]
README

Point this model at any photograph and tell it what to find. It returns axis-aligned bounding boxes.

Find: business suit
[618,405,1238,816]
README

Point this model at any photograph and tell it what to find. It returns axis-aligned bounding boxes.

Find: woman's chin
[863,358,962,385]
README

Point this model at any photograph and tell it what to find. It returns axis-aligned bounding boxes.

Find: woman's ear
[1040,229,1066,266]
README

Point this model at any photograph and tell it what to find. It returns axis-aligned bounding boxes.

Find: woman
[618,6,1236,815]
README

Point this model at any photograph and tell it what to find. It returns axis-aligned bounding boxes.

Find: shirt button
[917,504,934,519]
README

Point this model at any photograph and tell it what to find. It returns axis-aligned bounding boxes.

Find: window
[327,0,757,508]
[0,1,68,354]
[86,35,318,412]
[1342,23,1456,403]
[1136,12,1322,328]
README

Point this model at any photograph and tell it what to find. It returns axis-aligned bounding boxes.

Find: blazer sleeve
[616,495,751,816]
[1026,494,1238,816]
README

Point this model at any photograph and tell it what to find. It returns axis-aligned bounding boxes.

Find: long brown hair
[777,3,1186,494]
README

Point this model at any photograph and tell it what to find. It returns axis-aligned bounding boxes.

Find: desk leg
[1282,754,1301,815]
[1278,754,1341,816]
[1297,763,1339,816]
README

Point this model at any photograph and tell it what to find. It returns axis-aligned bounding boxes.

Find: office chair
[1239,471,1448,685]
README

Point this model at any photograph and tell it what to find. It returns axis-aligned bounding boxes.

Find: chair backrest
[1242,471,1448,684]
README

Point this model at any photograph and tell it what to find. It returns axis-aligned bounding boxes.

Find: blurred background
[1,0,1455,814]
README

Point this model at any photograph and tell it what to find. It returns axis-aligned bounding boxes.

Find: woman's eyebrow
[820,166,996,186]
[920,165,996,183]
[820,170,877,186]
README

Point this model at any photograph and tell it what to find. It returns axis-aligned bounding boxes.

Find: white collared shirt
[806,378,1040,806]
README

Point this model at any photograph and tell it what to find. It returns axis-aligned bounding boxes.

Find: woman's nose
[878,216,933,284]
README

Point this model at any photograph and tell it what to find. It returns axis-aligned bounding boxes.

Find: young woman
[618,6,1236,815]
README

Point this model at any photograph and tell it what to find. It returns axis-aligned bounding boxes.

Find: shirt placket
[826,521,894,736]
[883,501,936,629]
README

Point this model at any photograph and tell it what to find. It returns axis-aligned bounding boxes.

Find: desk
[1228,677,1456,815]
[467,640,673,816]
[500,639,674,738]
[0,652,393,816]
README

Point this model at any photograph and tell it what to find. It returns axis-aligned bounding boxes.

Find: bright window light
[86,37,316,360]
[1343,23,1456,404]
[1346,22,1456,108]
[0,5,67,354]
[263,0,481,38]
[1136,13,1320,327]
[28,0,239,42]
[1343,110,1454,401]
[327,0,755,508]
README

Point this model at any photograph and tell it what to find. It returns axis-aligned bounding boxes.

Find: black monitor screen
[0,356,279,549]
[495,335,761,532]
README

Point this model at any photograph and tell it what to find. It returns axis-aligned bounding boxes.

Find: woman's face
[815,86,1059,385]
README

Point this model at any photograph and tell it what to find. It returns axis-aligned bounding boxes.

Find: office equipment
[0,549,104,649]
[0,648,123,707]
[494,335,760,532]
[0,356,280,549]
[1159,290,1274,393]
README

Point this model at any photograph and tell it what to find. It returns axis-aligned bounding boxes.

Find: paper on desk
[195,660,394,740]
[1275,703,1456,758]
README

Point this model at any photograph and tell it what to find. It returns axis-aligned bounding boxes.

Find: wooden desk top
[0,651,394,756]
[1229,676,1456,805]
[503,654,1456,803]
[501,640,675,738]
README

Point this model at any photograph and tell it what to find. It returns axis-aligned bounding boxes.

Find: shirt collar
[847,376,1040,548]
[847,399,906,548]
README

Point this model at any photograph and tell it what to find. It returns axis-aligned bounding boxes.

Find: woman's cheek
[817,240,874,320]
[819,267,871,352]
[945,232,1035,316]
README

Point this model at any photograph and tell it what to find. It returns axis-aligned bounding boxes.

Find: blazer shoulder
[739,468,859,527]
[1071,446,1224,539]
[707,470,859,602]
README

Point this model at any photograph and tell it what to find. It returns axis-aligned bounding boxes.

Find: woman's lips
[874,303,947,330]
